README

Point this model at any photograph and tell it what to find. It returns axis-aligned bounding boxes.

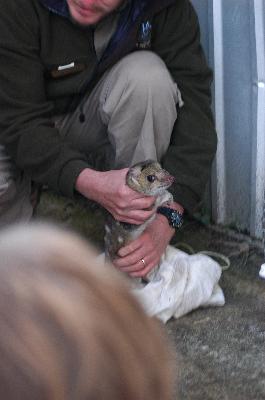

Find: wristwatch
[156,206,183,229]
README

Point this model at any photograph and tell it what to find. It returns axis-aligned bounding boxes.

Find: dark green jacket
[0,0,217,212]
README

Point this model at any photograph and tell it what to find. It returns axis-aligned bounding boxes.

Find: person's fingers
[129,261,157,278]
[128,196,156,210]
[111,196,156,214]
[117,237,143,258]
[114,248,147,269]
[116,257,150,273]
[113,251,158,276]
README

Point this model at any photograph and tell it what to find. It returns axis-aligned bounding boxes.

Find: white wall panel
[191,0,265,238]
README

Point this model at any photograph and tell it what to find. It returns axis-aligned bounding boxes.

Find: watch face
[157,207,183,228]
[171,211,183,228]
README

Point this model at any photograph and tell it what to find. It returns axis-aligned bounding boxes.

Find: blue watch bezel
[157,206,183,229]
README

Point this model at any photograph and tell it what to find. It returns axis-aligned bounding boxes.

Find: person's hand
[113,214,175,277]
[75,168,156,224]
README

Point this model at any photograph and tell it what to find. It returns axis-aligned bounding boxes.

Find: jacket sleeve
[0,0,88,197]
[152,0,217,213]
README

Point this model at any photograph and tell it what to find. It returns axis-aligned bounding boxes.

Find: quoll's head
[126,160,175,196]
[67,0,124,25]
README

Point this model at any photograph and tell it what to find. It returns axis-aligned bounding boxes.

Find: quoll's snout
[163,173,175,187]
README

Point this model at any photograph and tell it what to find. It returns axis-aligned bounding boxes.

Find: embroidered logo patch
[136,21,152,49]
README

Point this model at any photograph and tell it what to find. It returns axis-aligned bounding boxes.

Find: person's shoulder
[168,0,194,11]
[0,0,41,33]
[163,0,198,25]
[0,0,40,14]
[154,0,192,18]
[0,0,41,19]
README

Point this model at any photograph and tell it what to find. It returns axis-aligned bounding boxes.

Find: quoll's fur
[105,160,174,260]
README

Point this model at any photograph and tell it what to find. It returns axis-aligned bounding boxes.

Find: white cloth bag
[131,245,225,323]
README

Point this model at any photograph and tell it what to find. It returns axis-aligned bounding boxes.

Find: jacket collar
[39,0,69,17]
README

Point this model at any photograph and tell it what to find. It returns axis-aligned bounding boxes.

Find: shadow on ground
[36,190,265,400]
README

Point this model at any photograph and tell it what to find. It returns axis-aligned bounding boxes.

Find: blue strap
[39,0,69,17]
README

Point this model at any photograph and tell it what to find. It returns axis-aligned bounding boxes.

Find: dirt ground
[36,190,265,400]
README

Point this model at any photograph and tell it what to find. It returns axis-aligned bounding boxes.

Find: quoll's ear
[131,176,141,186]
[127,167,138,178]
[126,167,141,188]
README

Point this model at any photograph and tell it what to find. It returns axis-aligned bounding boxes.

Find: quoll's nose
[164,174,175,185]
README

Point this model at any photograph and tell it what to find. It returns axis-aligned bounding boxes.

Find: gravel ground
[36,191,265,400]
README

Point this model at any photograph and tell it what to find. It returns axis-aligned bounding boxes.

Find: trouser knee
[98,51,182,166]
[102,51,180,112]
[125,51,177,97]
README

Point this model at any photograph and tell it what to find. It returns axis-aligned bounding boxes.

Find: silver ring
[141,258,146,266]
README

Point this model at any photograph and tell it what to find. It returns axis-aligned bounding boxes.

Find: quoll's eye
[147,175,156,183]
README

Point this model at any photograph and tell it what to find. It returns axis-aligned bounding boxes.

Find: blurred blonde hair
[0,223,174,400]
